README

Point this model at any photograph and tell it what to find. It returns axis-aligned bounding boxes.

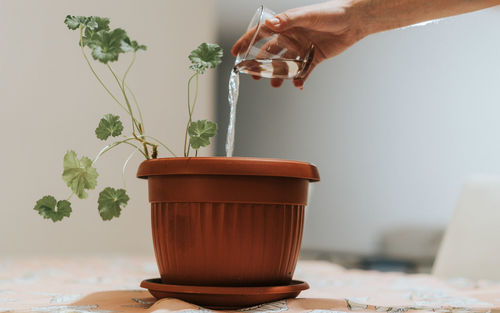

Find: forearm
[352,0,500,36]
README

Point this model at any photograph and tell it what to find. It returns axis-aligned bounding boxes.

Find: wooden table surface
[1,256,499,313]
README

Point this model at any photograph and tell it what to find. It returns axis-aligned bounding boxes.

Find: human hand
[231,0,367,89]
[232,0,500,89]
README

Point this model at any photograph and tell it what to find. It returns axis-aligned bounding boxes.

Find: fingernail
[293,80,303,88]
[268,17,280,26]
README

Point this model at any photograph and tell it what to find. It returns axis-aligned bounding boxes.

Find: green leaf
[69,15,145,59]
[189,43,223,74]
[62,150,98,199]
[95,114,123,140]
[86,18,98,30]
[188,120,217,149]
[64,15,87,30]
[81,16,111,47]
[97,187,129,221]
[121,37,147,52]
[88,16,110,31]
[34,196,72,222]
[89,28,128,63]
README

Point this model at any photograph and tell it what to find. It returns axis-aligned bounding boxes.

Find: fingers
[233,6,315,56]
[254,29,282,60]
[254,36,307,88]
[232,24,259,57]
[265,1,346,34]
[264,5,323,33]
[232,25,274,57]
[234,2,324,56]
[293,79,304,89]
[271,78,284,87]
[231,26,255,56]
[265,10,304,32]
[293,59,318,90]
[231,41,242,57]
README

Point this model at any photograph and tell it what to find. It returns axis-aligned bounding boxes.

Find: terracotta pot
[137,157,319,287]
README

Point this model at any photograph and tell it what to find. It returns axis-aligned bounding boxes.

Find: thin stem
[184,72,198,157]
[122,52,145,130]
[142,135,177,157]
[142,142,150,159]
[93,138,133,164]
[124,141,149,159]
[186,74,199,157]
[122,52,136,86]
[195,150,198,157]
[66,192,74,201]
[125,83,144,130]
[93,143,119,165]
[78,27,129,115]
[151,145,158,159]
[187,73,196,116]
[191,74,199,116]
[122,151,137,189]
[93,137,147,165]
[106,63,140,133]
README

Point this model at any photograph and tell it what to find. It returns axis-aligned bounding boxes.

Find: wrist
[347,0,418,37]
[345,0,377,40]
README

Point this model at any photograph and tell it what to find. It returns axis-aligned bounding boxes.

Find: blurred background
[1,0,500,273]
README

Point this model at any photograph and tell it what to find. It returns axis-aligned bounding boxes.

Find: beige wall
[0,0,216,255]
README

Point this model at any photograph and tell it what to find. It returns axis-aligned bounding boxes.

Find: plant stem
[78,27,168,160]
[107,63,152,159]
[93,138,132,164]
[79,27,129,116]
[184,72,198,157]
[191,74,199,116]
[122,150,136,189]
[142,142,150,159]
[185,75,199,157]
[142,135,177,157]
[122,52,136,87]
[93,137,147,164]
[122,53,145,130]
[125,83,144,131]
[106,63,151,159]
[125,141,148,159]
[66,192,74,201]
[106,63,140,133]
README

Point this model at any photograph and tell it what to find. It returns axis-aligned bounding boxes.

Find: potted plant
[33,15,320,309]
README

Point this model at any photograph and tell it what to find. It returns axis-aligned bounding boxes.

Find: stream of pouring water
[225,58,299,157]
[225,68,240,157]
[224,57,306,156]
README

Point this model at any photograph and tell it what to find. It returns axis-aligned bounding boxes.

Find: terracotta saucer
[140,278,309,310]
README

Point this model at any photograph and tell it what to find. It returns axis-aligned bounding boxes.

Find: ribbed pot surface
[152,202,305,286]
[139,157,320,287]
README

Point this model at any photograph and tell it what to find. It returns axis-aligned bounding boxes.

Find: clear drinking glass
[234,6,315,80]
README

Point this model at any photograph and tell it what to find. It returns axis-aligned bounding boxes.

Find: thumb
[265,10,310,32]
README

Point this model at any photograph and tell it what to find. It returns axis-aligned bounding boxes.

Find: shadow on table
[70,290,156,312]
[69,292,350,312]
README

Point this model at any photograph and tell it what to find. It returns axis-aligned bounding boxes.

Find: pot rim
[137,157,320,182]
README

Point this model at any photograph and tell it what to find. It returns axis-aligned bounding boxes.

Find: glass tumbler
[234,5,315,80]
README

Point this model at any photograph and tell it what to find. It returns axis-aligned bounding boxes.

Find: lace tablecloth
[1,257,499,313]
